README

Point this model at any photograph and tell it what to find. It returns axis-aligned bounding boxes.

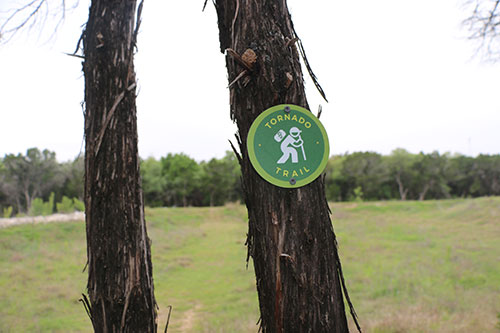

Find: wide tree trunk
[82,1,157,331]
[214,1,354,332]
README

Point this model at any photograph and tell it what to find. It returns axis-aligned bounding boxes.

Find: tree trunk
[214,1,354,332]
[82,1,157,332]
[419,182,432,201]
[395,173,407,200]
[23,187,31,213]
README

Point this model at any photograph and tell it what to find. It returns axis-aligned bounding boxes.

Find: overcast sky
[1,0,499,162]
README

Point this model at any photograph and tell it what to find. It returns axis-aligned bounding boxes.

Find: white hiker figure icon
[276,127,306,164]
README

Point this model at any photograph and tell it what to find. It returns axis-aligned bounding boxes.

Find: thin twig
[285,37,299,48]
[164,305,173,333]
[64,52,84,59]
[0,0,71,44]
[228,70,248,89]
[79,293,92,321]
[317,104,322,119]
[133,0,143,50]
[335,244,362,332]
[0,0,45,43]
[79,293,96,331]
[73,29,84,55]
[82,259,88,273]
[288,21,328,102]
[228,139,242,164]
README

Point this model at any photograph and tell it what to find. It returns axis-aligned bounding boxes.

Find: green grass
[1,198,499,332]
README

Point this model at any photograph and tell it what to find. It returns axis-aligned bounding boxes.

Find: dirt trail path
[0,212,85,229]
[178,303,202,332]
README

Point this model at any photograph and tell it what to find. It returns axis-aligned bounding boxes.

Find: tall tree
[324,155,348,202]
[470,154,500,196]
[213,1,357,332]
[1,148,61,213]
[82,1,157,331]
[141,157,166,207]
[447,154,475,198]
[161,153,200,207]
[341,152,390,201]
[413,152,451,201]
[59,156,85,202]
[200,151,241,206]
[386,148,416,200]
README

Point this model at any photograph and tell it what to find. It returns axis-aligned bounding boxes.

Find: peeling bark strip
[82,1,157,332]
[214,1,356,332]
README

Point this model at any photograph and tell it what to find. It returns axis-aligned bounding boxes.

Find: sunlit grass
[1,197,499,332]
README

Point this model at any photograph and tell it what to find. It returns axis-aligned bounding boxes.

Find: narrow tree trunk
[15,197,21,215]
[395,173,407,200]
[419,182,431,201]
[214,1,353,332]
[23,188,31,213]
[82,1,157,331]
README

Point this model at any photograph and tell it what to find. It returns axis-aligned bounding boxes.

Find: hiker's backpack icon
[275,127,306,164]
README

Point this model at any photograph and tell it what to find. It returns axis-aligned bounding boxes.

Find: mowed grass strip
[0,198,499,332]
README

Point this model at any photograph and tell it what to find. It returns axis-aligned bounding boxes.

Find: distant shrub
[31,198,47,215]
[30,197,47,216]
[73,198,85,212]
[57,196,75,213]
[29,193,55,216]
[353,186,364,202]
[3,206,13,218]
[56,196,85,213]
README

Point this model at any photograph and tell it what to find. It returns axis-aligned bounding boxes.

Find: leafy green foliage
[326,149,500,202]
[353,186,363,202]
[73,198,85,212]
[140,157,166,207]
[341,152,391,200]
[56,196,75,213]
[161,153,201,207]
[2,148,500,211]
[0,148,62,213]
[2,206,12,218]
[29,192,54,216]
[58,156,84,202]
[199,151,241,206]
[139,151,241,207]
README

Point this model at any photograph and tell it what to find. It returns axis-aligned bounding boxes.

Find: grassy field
[0,197,499,332]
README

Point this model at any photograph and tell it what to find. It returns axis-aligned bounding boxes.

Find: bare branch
[0,0,80,45]
[463,0,500,61]
[0,0,45,43]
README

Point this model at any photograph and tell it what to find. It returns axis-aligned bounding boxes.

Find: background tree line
[1,147,499,216]
[0,148,241,216]
[325,149,500,201]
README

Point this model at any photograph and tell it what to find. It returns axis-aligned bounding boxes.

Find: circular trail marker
[247,104,330,188]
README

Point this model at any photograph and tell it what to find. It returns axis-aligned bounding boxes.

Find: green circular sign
[247,104,329,188]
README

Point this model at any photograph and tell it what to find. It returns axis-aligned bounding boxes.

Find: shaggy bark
[214,1,356,332]
[82,1,157,331]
